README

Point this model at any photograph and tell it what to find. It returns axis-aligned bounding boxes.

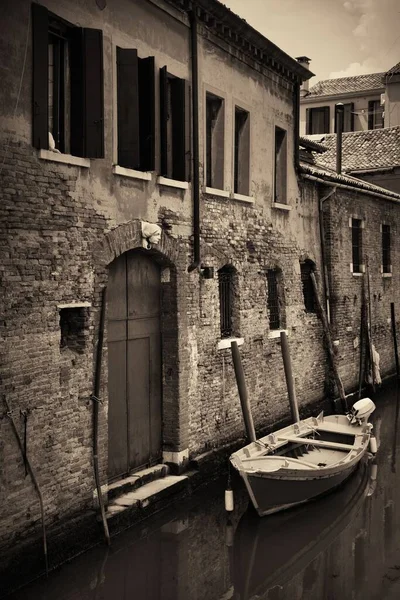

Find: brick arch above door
[94,219,181,269]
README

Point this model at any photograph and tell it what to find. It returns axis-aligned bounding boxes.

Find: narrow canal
[5,382,400,600]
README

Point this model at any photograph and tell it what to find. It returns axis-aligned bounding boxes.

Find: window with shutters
[206,92,224,189]
[218,265,239,339]
[267,268,285,330]
[300,260,316,313]
[116,48,155,172]
[306,106,330,134]
[160,67,190,181]
[350,218,364,274]
[234,106,250,195]
[334,103,354,133]
[382,224,391,274]
[368,100,384,130]
[274,127,287,204]
[32,4,104,158]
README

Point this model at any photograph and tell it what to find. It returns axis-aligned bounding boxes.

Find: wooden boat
[232,457,374,599]
[230,398,376,517]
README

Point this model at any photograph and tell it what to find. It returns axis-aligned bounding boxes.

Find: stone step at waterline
[106,475,189,523]
[107,463,169,501]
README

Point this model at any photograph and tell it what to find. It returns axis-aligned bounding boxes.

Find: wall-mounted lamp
[201,266,214,279]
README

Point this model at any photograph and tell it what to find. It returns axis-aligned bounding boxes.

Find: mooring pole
[280,331,300,423]
[230,341,256,443]
[391,302,400,380]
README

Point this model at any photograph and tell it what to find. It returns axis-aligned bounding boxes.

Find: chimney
[296,56,311,96]
[335,103,344,175]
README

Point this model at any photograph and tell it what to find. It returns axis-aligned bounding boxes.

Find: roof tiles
[311,127,400,172]
[307,72,385,97]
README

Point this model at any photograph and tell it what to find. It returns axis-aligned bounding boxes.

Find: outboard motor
[347,398,376,425]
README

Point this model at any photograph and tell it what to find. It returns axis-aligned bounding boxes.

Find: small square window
[59,307,89,353]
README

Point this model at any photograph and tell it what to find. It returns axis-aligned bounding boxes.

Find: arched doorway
[107,249,162,480]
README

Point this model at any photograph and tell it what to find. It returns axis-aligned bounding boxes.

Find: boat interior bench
[278,436,354,451]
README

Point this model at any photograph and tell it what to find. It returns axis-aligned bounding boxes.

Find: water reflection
[5,384,400,600]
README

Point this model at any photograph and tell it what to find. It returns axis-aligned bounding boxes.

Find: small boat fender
[369,435,377,454]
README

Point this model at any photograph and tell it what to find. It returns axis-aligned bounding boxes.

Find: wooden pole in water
[280,331,300,423]
[310,272,348,412]
[230,341,256,443]
[391,303,400,380]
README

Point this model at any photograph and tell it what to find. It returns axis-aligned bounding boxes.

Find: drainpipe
[293,81,300,172]
[188,9,201,272]
[319,187,336,324]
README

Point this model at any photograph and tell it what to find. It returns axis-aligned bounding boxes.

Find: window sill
[268,329,288,339]
[350,264,365,275]
[57,302,91,309]
[157,176,189,189]
[113,165,152,180]
[272,202,291,211]
[232,192,254,204]
[39,149,90,168]
[351,272,364,277]
[382,273,392,278]
[217,337,244,351]
[204,186,230,198]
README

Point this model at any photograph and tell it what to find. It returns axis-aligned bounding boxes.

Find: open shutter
[70,28,84,157]
[368,100,374,129]
[138,56,155,171]
[117,48,140,169]
[32,3,49,149]
[306,108,312,135]
[83,29,104,158]
[171,77,187,181]
[159,66,168,176]
[323,107,330,133]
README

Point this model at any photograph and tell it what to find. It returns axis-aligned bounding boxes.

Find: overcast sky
[222,0,400,84]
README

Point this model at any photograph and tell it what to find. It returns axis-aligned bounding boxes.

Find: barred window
[267,269,282,330]
[218,266,234,338]
[382,224,391,273]
[300,260,316,313]
[352,218,363,273]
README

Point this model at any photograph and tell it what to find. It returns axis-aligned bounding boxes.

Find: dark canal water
[5,383,400,600]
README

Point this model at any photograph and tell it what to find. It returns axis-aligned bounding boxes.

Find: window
[267,269,285,330]
[334,103,354,133]
[32,3,104,157]
[368,100,384,129]
[300,260,316,313]
[274,127,287,204]
[116,48,155,171]
[206,92,224,189]
[351,218,363,273]
[218,266,238,338]
[382,224,391,274]
[160,67,190,181]
[60,307,88,354]
[306,107,330,134]
[234,106,250,195]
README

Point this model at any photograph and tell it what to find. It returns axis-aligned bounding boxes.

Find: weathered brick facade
[1,0,400,570]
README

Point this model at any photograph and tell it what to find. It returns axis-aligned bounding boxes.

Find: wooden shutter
[83,28,104,158]
[323,107,330,133]
[70,28,84,157]
[171,77,188,181]
[368,100,374,129]
[138,56,155,171]
[159,66,168,176]
[32,3,49,149]
[306,108,312,135]
[117,48,140,169]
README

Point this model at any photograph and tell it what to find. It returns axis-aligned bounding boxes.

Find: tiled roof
[307,72,385,97]
[299,136,327,153]
[310,127,400,172]
[385,61,400,77]
[299,161,400,202]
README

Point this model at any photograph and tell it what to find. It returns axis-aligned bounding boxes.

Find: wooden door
[108,250,162,480]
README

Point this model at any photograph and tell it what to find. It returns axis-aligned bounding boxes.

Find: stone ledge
[157,176,189,189]
[113,165,152,180]
[272,202,291,211]
[39,149,90,168]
